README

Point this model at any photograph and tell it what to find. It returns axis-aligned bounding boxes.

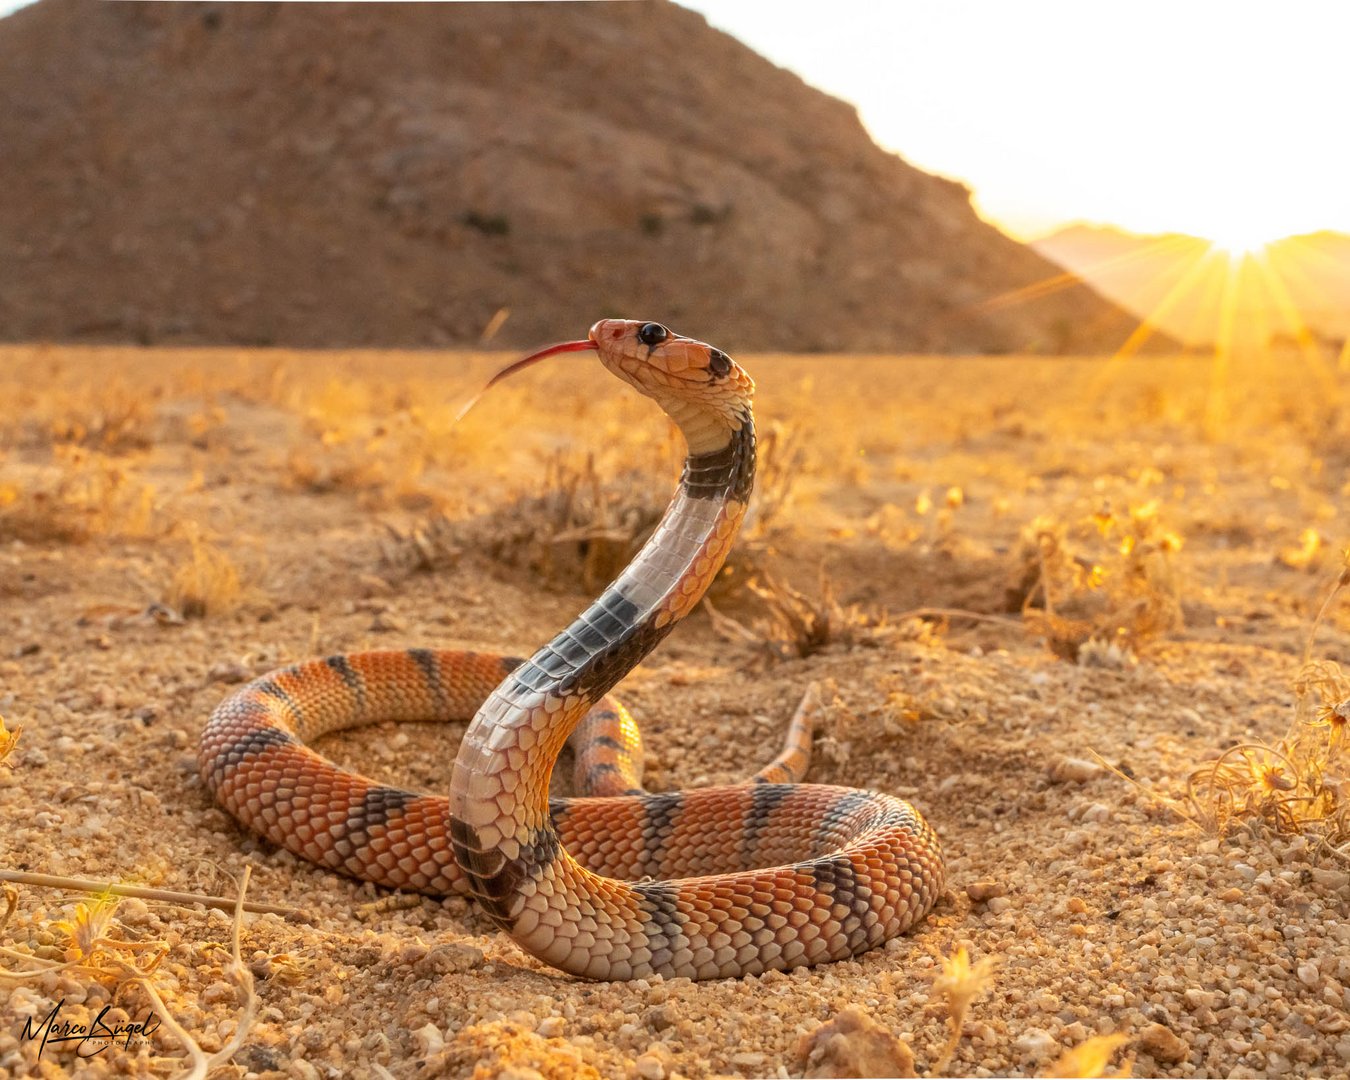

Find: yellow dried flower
[0,716,20,768]
[1044,1032,1132,1078]
[933,945,997,1018]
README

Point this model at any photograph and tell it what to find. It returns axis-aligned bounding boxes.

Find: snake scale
[200,319,944,980]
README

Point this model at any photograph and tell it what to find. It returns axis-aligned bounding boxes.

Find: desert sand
[1,345,1348,1079]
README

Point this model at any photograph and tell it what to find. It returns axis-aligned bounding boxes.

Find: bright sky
[678,0,1350,246]
[3,0,1345,246]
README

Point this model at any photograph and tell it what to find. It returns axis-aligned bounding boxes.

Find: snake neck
[449,412,754,922]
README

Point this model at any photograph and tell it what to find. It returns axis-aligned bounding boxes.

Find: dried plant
[0,715,19,768]
[380,513,462,574]
[1012,502,1183,662]
[0,871,260,1078]
[164,523,243,618]
[389,449,667,591]
[706,570,890,663]
[1183,558,1350,846]
[0,445,157,543]
[930,944,997,1074]
[1043,1033,1133,1078]
[1185,659,1350,845]
[45,380,155,454]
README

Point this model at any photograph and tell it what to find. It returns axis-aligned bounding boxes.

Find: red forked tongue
[455,338,597,421]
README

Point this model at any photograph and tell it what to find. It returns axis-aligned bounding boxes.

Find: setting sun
[1207,225,1274,260]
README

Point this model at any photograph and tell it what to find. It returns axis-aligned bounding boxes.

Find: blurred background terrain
[0,0,1158,353]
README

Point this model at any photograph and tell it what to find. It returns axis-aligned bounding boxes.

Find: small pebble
[536,1016,565,1038]
[1013,1028,1057,1061]
[1141,1022,1189,1064]
[412,1022,444,1055]
[966,881,1007,902]
[1049,756,1102,783]
[497,1068,545,1080]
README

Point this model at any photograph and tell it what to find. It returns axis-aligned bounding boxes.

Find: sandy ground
[1,345,1348,1079]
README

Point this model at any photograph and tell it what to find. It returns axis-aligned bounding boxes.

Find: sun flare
[1207,225,1276,260]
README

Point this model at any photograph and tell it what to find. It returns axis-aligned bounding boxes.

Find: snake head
[470,319,753,456]
[588,319,754,455]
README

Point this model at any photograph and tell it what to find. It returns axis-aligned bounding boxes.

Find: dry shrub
[44,380,156,453]
[284,383,462,509]
[380,513,462,575]
[380,420,803,595]
[0,445,157,543]
[1182,558,1350,847]
[0,375,156,454]
[1010,501,1183,662]
[1185,659,1350,846]
[706,570,891,663]
[164,524,243,618]
[385,449,666,591]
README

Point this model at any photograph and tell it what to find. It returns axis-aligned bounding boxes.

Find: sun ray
[1204,245,1245,436]
[969,232,1207,318]
[1248,245,1339,396]
[1096,244,1223,364]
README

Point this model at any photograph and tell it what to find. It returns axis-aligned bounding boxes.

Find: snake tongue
[456,338,598,421]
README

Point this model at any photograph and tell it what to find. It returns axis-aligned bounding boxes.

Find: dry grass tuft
[380,512,462,574]
[1011,501,1183,662]
[164,523,243,618]
[386,449,668,591]
[0,445,157,543]
[1184,658,1350,845]
[44,380,156,454]
[706,570,891,663]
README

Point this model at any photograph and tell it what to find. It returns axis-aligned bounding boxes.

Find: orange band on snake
[200,319,944,980]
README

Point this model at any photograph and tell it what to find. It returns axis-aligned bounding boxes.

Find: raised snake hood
[0,0,1165,354]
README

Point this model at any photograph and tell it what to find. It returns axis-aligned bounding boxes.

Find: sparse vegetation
[1011,500,1184,662]
[4,347,1350,1077]
[164,523,243,618]
[1044,1033,1133,1078]
[707,569,891,662]
[1182,560,1350,846]
[0,444,157,543]
[0,873,259,1078]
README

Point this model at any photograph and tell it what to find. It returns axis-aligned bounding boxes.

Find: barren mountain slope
[0,0,1153,353]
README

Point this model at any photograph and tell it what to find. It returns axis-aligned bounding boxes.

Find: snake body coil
[201,319,944,980]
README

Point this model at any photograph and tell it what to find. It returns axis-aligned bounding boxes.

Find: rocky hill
[1035,224,1350,350]
[0,0,1155,353]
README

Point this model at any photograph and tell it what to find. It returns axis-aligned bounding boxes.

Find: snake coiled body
[201,319,944,980]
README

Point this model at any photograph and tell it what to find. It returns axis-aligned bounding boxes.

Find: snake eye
[708,349,732,379]
[637,322,669,347]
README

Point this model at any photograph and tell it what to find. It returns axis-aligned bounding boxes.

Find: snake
[200,319,944,980]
